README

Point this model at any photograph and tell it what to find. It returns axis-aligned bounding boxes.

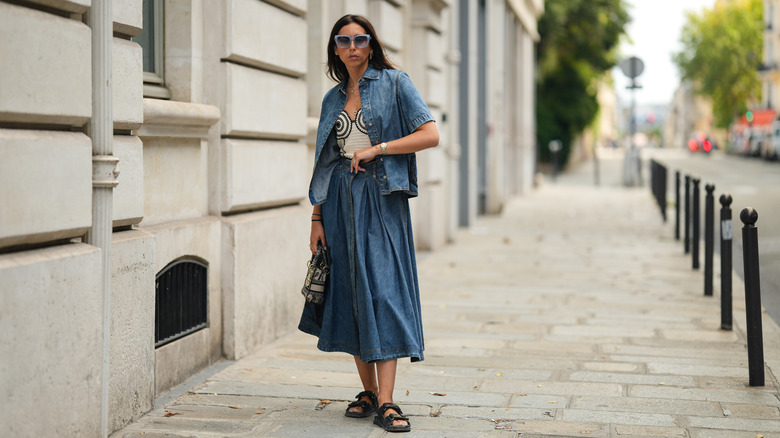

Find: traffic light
[746,110,754,123]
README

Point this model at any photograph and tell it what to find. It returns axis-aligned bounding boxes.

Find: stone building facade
[0,0,543,435]
[762,0,780,111]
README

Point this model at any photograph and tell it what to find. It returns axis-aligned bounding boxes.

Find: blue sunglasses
[334,34,372,49]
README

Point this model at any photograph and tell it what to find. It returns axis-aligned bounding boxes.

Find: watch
[379,142,388,155]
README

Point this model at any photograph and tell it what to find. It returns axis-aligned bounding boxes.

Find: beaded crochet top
[335,108,371,159]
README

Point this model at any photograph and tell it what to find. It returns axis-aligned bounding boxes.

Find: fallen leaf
[537,384,543,388]
[757,435,764,438]
[478,368,486,372]
[430,410,442,417]
[228,406,241,410]
[163,412,181,417]
[581,430,592,435]
[496,373,504,377]
[244,368,252,371]
[615,346,621,350]
[516,393,527,396]
[658,382,665,386]
[315,400,334,410]
[406,390,410,396]
[429,392,447,396]
[255,410,265,414]
[140,433,145,436]
[473,385,479,389]
[548,400,559,404]
[503,237,511,244]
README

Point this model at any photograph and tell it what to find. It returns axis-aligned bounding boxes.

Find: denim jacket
[308,67,435,205]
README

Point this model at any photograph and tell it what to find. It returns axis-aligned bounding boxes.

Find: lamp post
[619,56,644,187]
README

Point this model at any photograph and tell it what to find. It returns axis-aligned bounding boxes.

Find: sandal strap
[347,390,377,410]
[355,390,378,403]
[378,402,404,416]
[347,399,371,409]
[385,412,409,422]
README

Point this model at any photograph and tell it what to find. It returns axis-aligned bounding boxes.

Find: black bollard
[684,175,691,254]
[675,171,681,241]
[660,165,667,222]
[692,178,700,270]
[740,208,764,386]
[719,194,732,330]
[704,184,715,296]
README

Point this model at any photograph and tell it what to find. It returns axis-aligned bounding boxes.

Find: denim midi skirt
[299,158,425,363]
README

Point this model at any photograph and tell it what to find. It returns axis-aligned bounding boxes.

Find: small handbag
[301,243,330,304]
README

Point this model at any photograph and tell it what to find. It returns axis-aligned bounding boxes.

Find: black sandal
[373,402,411,433]
[345,390,378,418]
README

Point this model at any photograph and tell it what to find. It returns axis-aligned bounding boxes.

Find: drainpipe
[86,1,117,436]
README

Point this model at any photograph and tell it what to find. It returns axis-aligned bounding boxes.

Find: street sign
[619,56,644,79]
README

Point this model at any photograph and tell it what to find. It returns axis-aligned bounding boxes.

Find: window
[155,259,209,347]
[134,0,171,99]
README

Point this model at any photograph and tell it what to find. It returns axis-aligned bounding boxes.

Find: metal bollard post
[660,165,667,222]
[719,194,732,330]
[692,178,700,270]
[684,175,691,253]
[740,208,764,386]
[675,171,681,241]
[704,184,715,296]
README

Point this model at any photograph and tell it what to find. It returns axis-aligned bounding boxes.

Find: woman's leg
[376,359,408,427]
[349,356,378,414]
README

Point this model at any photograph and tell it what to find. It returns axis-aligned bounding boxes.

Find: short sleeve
[396,72,435,136]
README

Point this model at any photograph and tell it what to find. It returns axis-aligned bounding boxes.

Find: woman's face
[334,23,372,72]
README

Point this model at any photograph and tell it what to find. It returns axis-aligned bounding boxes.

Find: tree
[536,0,630,165]
[673,0,763,128]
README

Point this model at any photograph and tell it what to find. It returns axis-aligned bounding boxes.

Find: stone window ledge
[136,98,220,139]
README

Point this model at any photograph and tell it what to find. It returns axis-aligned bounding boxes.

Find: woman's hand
[310,220,327,254]
[350,145,381,173]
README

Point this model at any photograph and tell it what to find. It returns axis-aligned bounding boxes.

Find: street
[112,151,780,438]
[647,148,780,324]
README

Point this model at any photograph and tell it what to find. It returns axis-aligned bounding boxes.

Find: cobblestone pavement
[113,150,780,437]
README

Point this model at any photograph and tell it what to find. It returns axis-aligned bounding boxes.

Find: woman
[299,14,438,433]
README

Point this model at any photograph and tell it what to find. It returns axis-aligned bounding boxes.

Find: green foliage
[673,0,763,128]
[536,0,630,164]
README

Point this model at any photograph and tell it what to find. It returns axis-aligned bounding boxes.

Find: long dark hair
[326,14,397,83]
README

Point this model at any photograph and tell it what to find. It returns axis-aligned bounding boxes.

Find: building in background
[761,0,780,111]
[0,0,543,435]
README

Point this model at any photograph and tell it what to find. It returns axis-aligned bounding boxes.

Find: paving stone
[507,394,568,409]
[561,409,676,427]
[686,416,780,432]
[479,380,623,398]
[440,406,553,421]
[720,402,780,419]
[629,385,780,406]
[512,420,609,437]
[581,361,642,372]
[612,424,688,437]
[646,363,749,378]
[570,395,722,416]
[568,371,695,386]
[689,429,780,438]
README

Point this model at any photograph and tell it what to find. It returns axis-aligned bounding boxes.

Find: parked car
[763,120,780,161]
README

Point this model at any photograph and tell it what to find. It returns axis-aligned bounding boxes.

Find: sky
[613,0,717,107]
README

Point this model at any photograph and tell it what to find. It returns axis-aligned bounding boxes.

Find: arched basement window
[155,258,208,348]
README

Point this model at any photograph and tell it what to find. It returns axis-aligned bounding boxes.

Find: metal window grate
[155,259,208,348]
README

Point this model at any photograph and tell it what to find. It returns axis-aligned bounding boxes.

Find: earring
[370,52,373,61]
